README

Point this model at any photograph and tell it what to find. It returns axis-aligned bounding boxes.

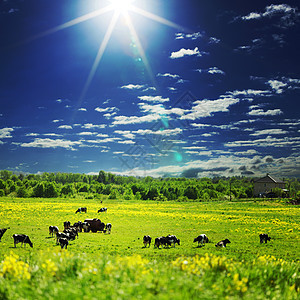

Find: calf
[12,234,33,248]
[259,234,271,244]
[166,235,180,247]
[143,235,151,247]
[104,223,112,234]
[75,207,87,213]
[98,207,107,213]
[58,238,69,249]
[0,227,9,242]
[215,239,231,248]
[49,226,59,237]
[193,234,209,247]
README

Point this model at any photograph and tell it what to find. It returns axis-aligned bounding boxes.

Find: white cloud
[170,47,201,59]
[118,140,135,144]
[20,138,81,150]
[268,80,287,93]
[175,32,203,40]
[112,114,161,126]
[134,128,182,136]
[120,84,145,90]
[78,132,98,136]
[78,108,87,112]
[156,73,180,79]
[95,107,117,113]
[82,123,106,129]
[58,125,73,130]
[248,108,283,116]
[181,97,239,120]
[250,129,287,136]
[114,130,135,139]
[197,67,225,75]
[0,127,14,139]
[138,95,169,103]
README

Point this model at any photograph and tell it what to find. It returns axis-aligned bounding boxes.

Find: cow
[215,239,231,248]
[0,228,9,242]
[49,226,59,237]
[63,221,71,230]
[193,234,209,247]
[98,207,107,213]
[58,238,69,249]
[64,227,79,239]
[104,223,112,234]
[154,236,171,248]
[82,222,90,233]
[12,234,33,248]
[259,234,271,244]
[75,207,87,213]
[73,221,83,232]
[143,235,151,247]
[84,219,105,233]
[166,235,180,247]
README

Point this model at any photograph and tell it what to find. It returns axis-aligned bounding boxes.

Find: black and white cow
[98,207,107,213]
[82,222,90,233]
[166,235,180,247]
[64,227,79,239]
[104,223,112,234]
[75,207,87,213]
[58,238,69,249]
[49,226,59,237]
[193,234,209,247]
[0,228,9,242]
[215,238,231,248]
[12,234,33,248]
[143,235,151,247]
[259,234,271,244]
[63,221,71,230]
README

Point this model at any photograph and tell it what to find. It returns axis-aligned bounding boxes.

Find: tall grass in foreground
[0,250,299,299]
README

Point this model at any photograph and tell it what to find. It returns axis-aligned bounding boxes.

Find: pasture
[0,196,299,299]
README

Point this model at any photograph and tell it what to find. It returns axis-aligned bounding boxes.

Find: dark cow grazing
[259,234,271,244]
[58,238,69,249]
[154,236,171,248]
[84,219,105,233]
[12,234,33,248]
[0,228,9,242]
[215,239,231,248]
[63,221,71,230]
[193,234,209,247]
[166,235,180,247]
[49,226,59,237]
[104,223,112,234]
[98,207,107,213]
[143,235,151,247]
[75,207,87,213]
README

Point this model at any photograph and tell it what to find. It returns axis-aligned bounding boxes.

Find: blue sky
[1,0,300,178]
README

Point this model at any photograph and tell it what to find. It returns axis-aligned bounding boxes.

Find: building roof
[254,174,285,184]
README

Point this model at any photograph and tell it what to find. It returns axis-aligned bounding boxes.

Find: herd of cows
[0,206,272,251]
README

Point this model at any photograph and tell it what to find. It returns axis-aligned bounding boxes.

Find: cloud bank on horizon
[0,0,299,178]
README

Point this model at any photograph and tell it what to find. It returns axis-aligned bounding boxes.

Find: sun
[109,0,135,13]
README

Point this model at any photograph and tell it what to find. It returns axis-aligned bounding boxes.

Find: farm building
[253,174,286,197]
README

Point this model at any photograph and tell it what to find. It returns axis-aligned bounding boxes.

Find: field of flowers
[0,196,299,299]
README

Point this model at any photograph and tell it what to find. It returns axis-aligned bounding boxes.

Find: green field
[0,197,299,299]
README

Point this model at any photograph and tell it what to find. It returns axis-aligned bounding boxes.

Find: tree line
[0,170,299,201]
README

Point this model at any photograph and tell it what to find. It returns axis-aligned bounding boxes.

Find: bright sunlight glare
[109,0,135,13]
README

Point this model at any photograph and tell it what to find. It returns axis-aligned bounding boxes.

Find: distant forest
[0,170,299,201]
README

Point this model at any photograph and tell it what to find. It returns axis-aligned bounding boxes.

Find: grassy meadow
[0,196,299,299]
